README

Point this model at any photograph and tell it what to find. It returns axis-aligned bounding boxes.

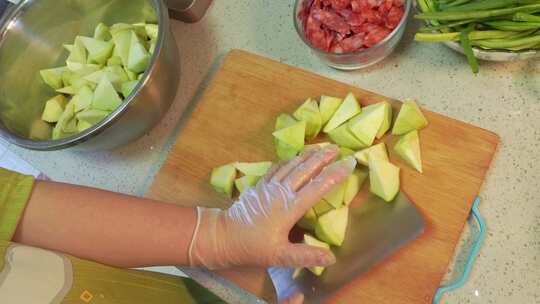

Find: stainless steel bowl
[0,0,180,150]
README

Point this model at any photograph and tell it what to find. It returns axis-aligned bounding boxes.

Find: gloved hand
[189,145,356,270]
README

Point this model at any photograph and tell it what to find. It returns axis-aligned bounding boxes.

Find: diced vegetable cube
[354,143,389,166]
[323,181,346,209]
[323,93,361,133]
[343,169,368,206]
[348,102,387,147]
[41,95,67,123]
[303,234,331,275]
[392,99,428,135]
[77,120,94,132]
[210,163,237,198]
[127,31,151,73]
[78,36,114,65]
[94,23,112,41]
[319,96,342,126]
[121,80,139,98]
[315,207,349,246]
[234,161,273,176]
[234,175,260,194]
[369,157,400,202]
[107,56,123,67]
[293,98,322,140]
[328,124,367,150]
[76,109,110,125]
[56,86,77,95]
[394,130,423,173]
[297,208,317,230]
[272,120,306,151]
[92,77,122,111]
[376,101,393,139]
[339,147,355,159]
[66,37,87,65]
[40,67,67,90]
[145,24,158,41]
[72,86,94,112]
[52,102,76,139]
[112,29,132,66]
[313,200,333,216]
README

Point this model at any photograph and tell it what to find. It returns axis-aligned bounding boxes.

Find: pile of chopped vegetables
[209,92,429,277]
[298,0,405,53]
[39,22,157,140]
[415,0,540,73]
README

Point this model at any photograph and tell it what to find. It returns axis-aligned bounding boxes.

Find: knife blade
[269,191,425,303]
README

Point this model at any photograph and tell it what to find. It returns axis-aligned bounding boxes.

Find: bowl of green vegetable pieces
[414,0,540,73]
[0,0,179,150]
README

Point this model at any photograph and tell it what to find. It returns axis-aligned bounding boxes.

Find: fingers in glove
[262,161,285,183]
[283,145,339,191]
[271,147,320,182]
[274,243,336,268]
[293,156,357,218]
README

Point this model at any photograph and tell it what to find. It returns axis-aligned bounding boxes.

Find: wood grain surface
[147,49,499,303]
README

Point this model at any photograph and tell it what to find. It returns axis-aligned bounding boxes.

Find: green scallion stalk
[415,30,519,41]
[415,0,540,73]
[419,18,477,31]
[439,0,475,9]
[505,41,540,50]
[484,20,540,31]
[418,0,443,26]
[415,3,540,21]
[513,12,540,21]
[473,34,540,48]
[443,0,540,12]
[460,24,480,74]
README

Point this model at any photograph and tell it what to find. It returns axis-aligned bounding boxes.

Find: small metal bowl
[442,41,540,62]
[0,0,180,151]
[293,0,412,70]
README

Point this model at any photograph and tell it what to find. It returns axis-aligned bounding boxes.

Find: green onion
[415,30,519,41]
[484,20,540,31]
[419,18,477,31]
[415,3,540,21]
[415,0,540,73]
[415,32,461,41]
[418,0,443,27]
[510,28,539,38]
[513,12,540,21]
[473,34,540,48]
[505,41,540,50]
[439,0,475,9]
[442,0,528,12]
[460,24,479,74]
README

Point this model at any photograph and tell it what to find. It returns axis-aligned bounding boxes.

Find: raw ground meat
[298,0,404,53]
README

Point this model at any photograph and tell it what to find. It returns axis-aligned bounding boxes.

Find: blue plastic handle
[432,196,486,304]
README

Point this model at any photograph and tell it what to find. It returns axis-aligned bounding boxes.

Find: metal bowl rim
[0,0,169,150]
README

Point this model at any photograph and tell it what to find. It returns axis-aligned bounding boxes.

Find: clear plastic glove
[189,145,357,270]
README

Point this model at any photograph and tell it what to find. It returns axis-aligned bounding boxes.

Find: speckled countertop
[1,1,539,303]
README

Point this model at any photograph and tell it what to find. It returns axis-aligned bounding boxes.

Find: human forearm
[13,180,196,268]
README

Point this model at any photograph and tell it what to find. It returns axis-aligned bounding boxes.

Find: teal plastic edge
[433,196,486,304]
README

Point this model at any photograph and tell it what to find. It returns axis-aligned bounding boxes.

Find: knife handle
[432,196,486,304]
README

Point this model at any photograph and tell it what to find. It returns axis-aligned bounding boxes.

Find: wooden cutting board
[147,49,499,303]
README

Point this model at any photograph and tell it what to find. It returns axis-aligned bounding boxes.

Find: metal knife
[269,191,425,303]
